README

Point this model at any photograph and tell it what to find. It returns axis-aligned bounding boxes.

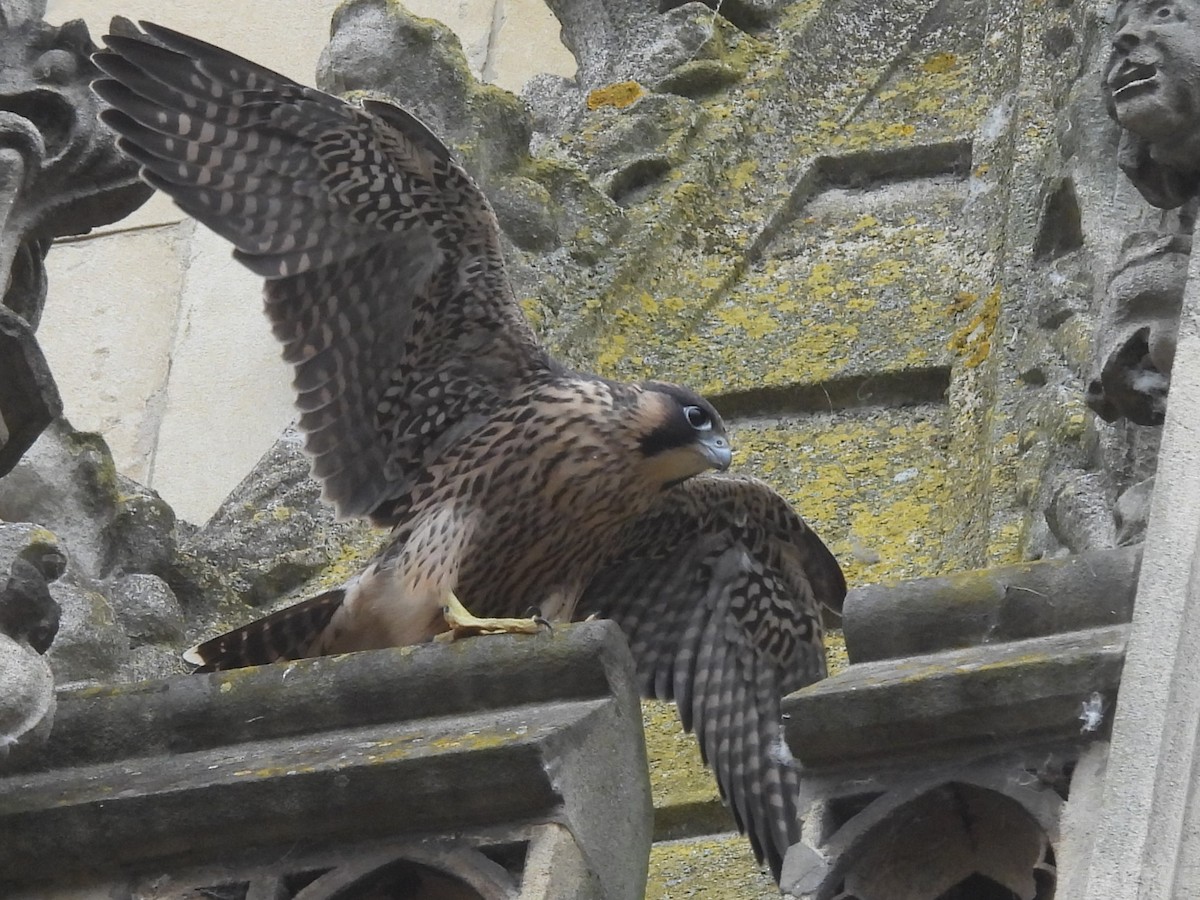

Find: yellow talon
[435,591,547,642]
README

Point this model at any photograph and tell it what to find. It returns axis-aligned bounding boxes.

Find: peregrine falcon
[91,22,845,880]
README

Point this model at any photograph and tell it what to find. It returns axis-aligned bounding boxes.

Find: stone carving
[0,0,150,325]
[0,423,188,686]
[1085,230,1192,426]
[0,0,150,476]
[0,540,64,760]
[1084,0,1200,431]
[536,0,757,95]
[1103,0,1200,210]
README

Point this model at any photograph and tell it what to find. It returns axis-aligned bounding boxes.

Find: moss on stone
[825,629,849,675]
[643,699,723,817]
[950,285,1002,369]
[587,81,646,110]
[647,832,778,898]
[730,405,959,584]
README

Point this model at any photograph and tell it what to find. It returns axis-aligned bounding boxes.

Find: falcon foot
[435,591,549,642]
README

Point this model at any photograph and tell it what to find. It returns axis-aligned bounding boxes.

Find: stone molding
[781,547,1140,899]
[0,621,652,900]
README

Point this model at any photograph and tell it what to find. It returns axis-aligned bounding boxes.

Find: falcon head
[635,382,732,488]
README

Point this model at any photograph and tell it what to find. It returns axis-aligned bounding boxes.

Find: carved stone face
[1105,0,1200,157]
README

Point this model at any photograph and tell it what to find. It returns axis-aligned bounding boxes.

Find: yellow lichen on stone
[519,296,544,332]
[600,178,973,393]
[949,285,1001,368]
[825,629,849,675]
[586,80,645,110]
[28,526,59,546]
[728,160,760,191]
[921,51,959,74]
[730,406,958,584]
[643,699,723,813]
[647,833,778,899]
[323,530,384,580]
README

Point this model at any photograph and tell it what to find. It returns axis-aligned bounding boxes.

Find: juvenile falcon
[91,22,845,881]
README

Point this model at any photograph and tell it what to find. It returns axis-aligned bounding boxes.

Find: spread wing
[91,22,551,523]
[577,473,846,881]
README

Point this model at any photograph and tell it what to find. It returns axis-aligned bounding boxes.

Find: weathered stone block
[785,624,1126,767]
[842,545,1141,664]
[108,573,184,645]
[43,579,124,685]
[0,621,652,900]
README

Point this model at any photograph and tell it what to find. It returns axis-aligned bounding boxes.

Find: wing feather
[578,472,846,882]
[93,22,550,523]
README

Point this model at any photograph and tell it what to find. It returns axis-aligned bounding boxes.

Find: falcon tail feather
[184,588,345,672]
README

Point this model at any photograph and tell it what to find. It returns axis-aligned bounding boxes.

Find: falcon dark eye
[684,405,712,430]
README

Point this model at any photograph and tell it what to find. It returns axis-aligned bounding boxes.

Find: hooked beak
[700,433,732,471]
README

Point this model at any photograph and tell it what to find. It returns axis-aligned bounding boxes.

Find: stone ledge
[0,621,652,900]
[784,625,1127,767]
[15,618,634,770]
[843,546,1141,664]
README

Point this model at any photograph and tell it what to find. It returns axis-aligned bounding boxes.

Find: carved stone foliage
[0,0,150,477]
[0,537,64,759]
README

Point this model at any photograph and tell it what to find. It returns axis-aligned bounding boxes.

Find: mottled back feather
[92,22,551,524]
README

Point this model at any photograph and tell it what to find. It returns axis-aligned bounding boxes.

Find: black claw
[534,615,552,634]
